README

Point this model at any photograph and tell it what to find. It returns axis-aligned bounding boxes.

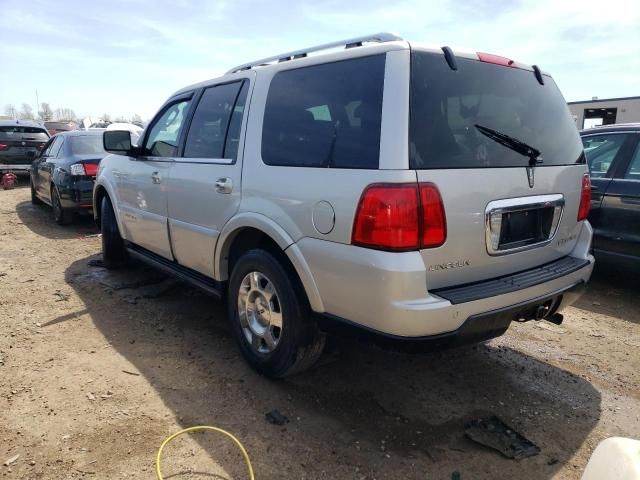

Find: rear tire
[100,196,128,269]
[51,186,73,225]
[30,179,42,205]
[228,249,325,378]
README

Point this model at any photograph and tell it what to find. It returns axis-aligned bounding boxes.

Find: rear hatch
[410,50,588,289]
[0,126,49,164]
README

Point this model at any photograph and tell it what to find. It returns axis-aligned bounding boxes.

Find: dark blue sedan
[30,130,106,225]
[581,123,640,268]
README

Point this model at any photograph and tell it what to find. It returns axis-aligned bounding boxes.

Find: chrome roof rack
[226,32,403,74]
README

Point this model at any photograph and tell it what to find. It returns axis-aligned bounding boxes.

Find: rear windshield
[70,135,106,155]
[410,52,584,169]
[0,126,49,139]
[45,122,73,131]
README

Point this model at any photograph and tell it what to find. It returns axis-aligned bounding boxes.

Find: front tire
[228,249,325,378]
[100,196,128,269]
[51,186,73,225]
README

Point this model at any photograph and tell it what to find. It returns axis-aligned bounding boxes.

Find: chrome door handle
[215,177,232,194]
[151,172,161,184]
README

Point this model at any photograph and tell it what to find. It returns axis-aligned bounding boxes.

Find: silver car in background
[94,33,594,377]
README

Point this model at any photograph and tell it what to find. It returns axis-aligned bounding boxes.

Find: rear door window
[582,133,627,178]
[183,81,246,160]
[51,137,65,158]
[262,54,385,169]
[410,52,584,169]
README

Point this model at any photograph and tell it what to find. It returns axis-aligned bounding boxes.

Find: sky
[1,0,638,120]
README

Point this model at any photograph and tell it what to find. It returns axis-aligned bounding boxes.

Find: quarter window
[51,137,64,158]
[625,143,640,180]
[143,99,191,157]
[582,134,627,178]
[183,81,246,159]
[261,55,385,169]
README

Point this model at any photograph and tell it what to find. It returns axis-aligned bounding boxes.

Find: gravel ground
[1,185,639,479]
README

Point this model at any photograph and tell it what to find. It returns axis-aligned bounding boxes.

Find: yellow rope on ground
[156,425,255,480]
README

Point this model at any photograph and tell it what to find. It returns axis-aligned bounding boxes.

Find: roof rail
[226,32,403,74]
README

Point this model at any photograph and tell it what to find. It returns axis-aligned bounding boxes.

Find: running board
[126,244,223,299]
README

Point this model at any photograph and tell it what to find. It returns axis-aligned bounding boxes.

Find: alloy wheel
[237,271,283,354]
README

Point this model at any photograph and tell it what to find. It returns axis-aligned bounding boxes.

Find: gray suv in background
[95,33,594,377]
[0,120,50,173]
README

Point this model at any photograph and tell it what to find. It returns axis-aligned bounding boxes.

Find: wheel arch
[216,213,324,312]
[93,181,126,236]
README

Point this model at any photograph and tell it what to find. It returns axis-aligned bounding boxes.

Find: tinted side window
[262,55,385,169]
[51,138,65,158]
[143,99,191,157]
[224,82,249,160]
[183,82,243,159]
[582,134,627,178]
[41,139,54,157]
[625,142,640,181]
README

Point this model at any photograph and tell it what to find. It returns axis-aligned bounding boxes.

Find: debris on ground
[464,416,540,459]
[53,290,70,302]
[266,409,289,426]
[3,454,19,466]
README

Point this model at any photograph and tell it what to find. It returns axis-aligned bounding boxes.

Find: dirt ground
[1,184,639,480]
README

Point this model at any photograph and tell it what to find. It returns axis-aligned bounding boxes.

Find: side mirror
[103,130,139,156]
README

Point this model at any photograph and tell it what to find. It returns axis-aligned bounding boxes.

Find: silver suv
[95,33,594,377]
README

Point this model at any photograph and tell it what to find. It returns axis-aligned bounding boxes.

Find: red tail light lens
[419,183,447,248]
[577,174,591,221]
[352,183,447,251]
[84,163,98,176]
[352,184,419,251]
[0,143,9,151]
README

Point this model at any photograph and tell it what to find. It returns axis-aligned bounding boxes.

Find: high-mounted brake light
[352,183,447,251]
[577,174,591,221]
[477,52,515,67]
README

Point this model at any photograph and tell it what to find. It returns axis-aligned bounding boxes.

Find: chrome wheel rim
[237,271,283,354]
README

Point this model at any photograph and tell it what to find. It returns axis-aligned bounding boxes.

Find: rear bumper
[57,178,96,212]
[297,221,594,338]
[318,281,586,351]
[0,164,32,172]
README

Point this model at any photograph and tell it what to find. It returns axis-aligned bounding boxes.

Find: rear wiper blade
[475,124,542,165]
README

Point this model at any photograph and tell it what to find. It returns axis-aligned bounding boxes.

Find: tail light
[0,143,9,151]
[352,183,447,251]
[419,183,447,248]
[69,163,98,176]
[84,163,98,176]
[577,174,591,221]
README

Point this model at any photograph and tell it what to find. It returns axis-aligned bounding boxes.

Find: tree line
[3,103,143,125]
